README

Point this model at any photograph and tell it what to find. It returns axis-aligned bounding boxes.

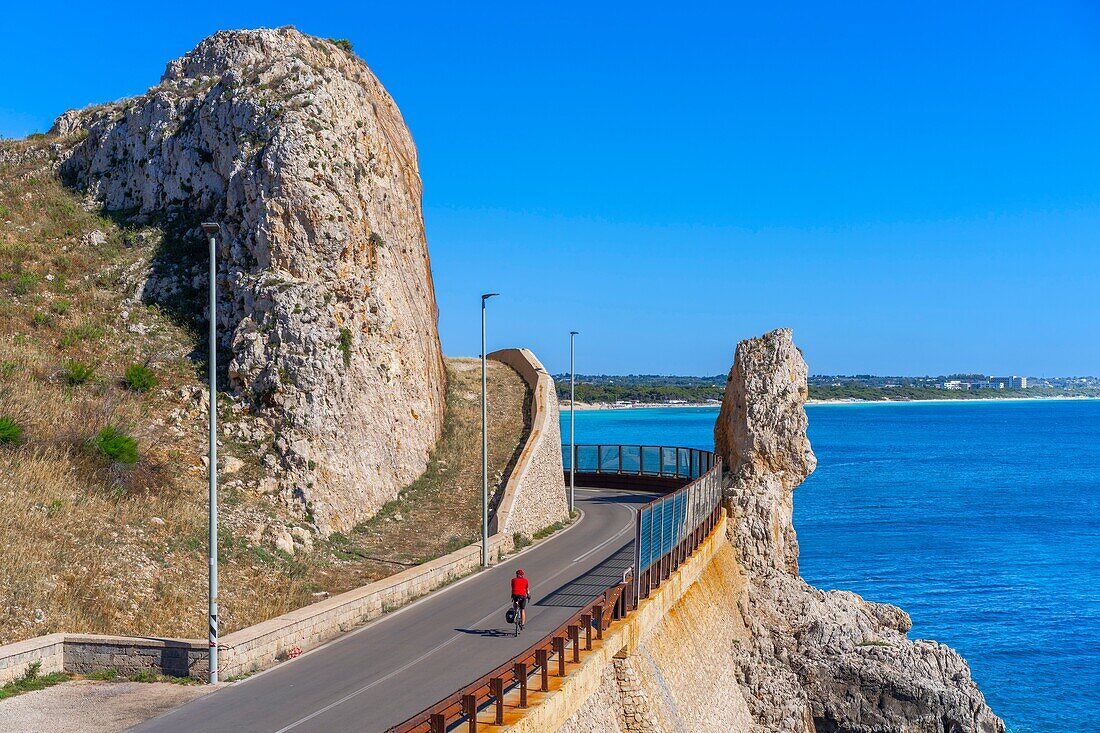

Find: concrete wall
[488,348,569,539]
[489,513,750,733]
[0,634,65,685]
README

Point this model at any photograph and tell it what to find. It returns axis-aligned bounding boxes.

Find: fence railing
[385,444,723,733]
[563,444,715,480]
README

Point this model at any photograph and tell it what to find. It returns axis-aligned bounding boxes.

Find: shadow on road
[454,627,515,638]
[535,543,634,608]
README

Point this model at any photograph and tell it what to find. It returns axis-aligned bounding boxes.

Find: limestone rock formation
[51,27,445,533]
[715,328,816,574]
[717,328,1004,733]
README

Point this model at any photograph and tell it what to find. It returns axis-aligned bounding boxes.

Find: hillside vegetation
[0,138,527,644]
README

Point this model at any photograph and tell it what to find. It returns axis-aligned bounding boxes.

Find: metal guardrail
[563,444,715,480]
[386,444,723,733]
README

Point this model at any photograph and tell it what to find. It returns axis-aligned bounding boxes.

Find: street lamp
[569,331,578,513]
[481,293,499,568]
[200,221,220,684]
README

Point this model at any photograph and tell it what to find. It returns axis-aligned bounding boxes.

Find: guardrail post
[536,648,549,691]
[491,677,504,724]
[569,625,580,662]
[554,637,566,676]
[430,713,446,733]
[594,604,604,639]
[516,662,528,707]
[463,693,478,732]
[581,613,592,649]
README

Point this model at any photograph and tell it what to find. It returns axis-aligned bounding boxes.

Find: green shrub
[338,327,353,367]
[0,204,9,218]
[12,272,40,295]
[513,533,532,550]
[50,299,70,315]
[31,311,52,328]
[0,416,22,445]
[62,360,95,385]
[328,38,353,52]
[123,363,157,392]
[90,426,139,465]
[59,322,104,347]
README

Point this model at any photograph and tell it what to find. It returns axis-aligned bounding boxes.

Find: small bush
[12,272,40,295]
[50,299,70,315]
[60,322,104,348]
[31,311,53,328]
[90,426,139,465]
[513,533,532,550]
[338,327,353,367]
[0,204,9,218]
[0,416,22,445]
[85,667,118,681]
[123,363,157,392]
[328,38,353,52]
[62,360,95,385]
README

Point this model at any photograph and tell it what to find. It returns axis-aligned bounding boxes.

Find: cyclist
[510,569,530,628]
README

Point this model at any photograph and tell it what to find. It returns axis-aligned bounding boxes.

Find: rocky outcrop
[51,28,445,533]
[717,328,1004,733]
[716,328,816,575]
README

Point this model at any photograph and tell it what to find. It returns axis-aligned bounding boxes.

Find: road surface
[126,487,644,733]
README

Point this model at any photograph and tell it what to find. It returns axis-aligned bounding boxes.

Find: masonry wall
[555,538,755,733]
[492,514,756,733]
[488,348,569,539]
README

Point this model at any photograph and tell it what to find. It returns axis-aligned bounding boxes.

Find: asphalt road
[126,487,645,733]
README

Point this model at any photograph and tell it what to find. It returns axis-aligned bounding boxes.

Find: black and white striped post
[201,222,220,684]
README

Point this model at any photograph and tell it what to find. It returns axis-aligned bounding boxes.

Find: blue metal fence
[563,443,724,600]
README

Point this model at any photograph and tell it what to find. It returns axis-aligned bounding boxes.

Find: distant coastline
[561,395,1099,411]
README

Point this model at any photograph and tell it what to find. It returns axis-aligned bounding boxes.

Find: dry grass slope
[0,137,528,645]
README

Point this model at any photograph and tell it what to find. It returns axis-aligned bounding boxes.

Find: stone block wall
[497,513,742,733]
[0,634,65,685]
[488,348,569,538]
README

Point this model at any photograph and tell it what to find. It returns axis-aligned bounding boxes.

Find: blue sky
[2,2,1098,376]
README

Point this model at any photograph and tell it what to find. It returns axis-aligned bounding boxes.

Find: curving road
[126,487,645,733]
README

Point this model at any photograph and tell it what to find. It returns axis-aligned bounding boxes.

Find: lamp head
[200,222,220,235]
[481,293,499,302]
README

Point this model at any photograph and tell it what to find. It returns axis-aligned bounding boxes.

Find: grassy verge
[0,662,71,701]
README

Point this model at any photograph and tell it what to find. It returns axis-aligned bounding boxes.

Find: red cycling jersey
[511,577,529,597]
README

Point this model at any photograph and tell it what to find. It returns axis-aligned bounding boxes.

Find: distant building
[988,376,1028,389]
[942,380,970,390]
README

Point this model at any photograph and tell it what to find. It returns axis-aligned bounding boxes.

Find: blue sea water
[561,400,1100,733]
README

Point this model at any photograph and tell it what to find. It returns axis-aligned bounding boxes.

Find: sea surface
[561,400,1100,733]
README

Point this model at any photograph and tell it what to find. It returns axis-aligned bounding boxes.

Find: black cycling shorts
[511,594,528,610]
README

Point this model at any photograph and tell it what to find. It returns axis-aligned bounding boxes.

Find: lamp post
[569,331,578,513]
[200,221,219,685]
[481,293,499,568]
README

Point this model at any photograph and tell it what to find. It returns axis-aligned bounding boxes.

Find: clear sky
[2,2,1098,376]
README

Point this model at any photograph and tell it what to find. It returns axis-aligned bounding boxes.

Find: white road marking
[266,491,637,731]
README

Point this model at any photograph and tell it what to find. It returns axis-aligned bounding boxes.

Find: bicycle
[511,598,523,637]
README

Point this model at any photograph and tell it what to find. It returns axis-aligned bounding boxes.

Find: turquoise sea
[561,400,1100,733]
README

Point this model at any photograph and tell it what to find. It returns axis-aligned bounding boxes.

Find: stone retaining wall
[495,512,732,733]
[487,348,569,538]
[0,346,559,683]
[0,533,514,683]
